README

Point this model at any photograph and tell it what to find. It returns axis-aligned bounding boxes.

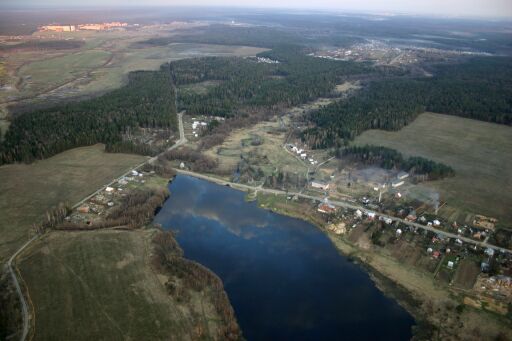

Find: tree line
[340,145,455,180]
[0,65,177,165]
[152,230,242,340]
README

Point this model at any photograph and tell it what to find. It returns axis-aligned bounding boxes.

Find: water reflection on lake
[154,175,414,340]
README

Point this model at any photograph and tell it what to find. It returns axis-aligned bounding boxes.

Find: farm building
[391,180,404,188]
[311,180,330,190]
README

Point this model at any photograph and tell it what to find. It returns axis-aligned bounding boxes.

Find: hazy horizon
[1,0,511,20]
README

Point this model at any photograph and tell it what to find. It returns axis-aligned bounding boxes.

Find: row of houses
[286,144,318,165]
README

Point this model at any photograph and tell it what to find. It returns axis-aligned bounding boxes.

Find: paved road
[175,169,512,254]
[6,110,187,341]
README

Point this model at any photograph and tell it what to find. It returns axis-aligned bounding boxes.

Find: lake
[154,175,415,340]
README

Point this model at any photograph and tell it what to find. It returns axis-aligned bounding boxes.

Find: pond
[154,175,415,340]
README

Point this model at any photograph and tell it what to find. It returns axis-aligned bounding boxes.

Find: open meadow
[353,112,512,225]
[0,144,145,261]
[17,228,221,340]
[1,28,267,109]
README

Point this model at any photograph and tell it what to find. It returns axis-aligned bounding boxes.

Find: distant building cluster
[39,22,128,32]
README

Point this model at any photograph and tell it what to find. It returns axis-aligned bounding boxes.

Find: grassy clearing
[203,119,308,177]
[18,50,112,96]
[353,112,512,224]
[17,228,220,340]
[0,144,145,261]
[180,80,222,95]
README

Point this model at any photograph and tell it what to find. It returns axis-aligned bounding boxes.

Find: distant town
[39,22,129,32]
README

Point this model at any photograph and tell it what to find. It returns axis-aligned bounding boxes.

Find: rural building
[391,180,404,188]
[311,180,329,190]
[367,212,376,219]
[397,171,409,180]
[405,211,417,221]
[485,248,495,257]
[318,203,336,214]
[355,209,363,218]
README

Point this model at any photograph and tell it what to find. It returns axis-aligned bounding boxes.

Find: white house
[392,180,404,188]
[397,171,409,180]
[311,180,329,190]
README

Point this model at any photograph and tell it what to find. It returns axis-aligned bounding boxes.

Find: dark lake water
[154,175,415,340]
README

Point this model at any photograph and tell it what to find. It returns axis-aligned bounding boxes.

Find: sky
[2,0,512,19]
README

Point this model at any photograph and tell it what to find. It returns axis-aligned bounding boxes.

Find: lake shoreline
[170,172,511,340]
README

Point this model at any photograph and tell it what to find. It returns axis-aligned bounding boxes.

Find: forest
[171,46,372,116]
[341,145,455,180]
[0,65,177,164]
[303,57,512,148]
[2,43,511,166]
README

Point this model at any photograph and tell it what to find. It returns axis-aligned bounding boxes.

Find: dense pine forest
[303,57,512,148]
[0,66,177,164]
[171,46,372,116]
[341,145,455,180]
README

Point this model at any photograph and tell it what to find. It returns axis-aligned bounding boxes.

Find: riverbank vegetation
[152,231,242,340]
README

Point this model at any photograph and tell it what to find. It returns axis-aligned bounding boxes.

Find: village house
[391,180,404,188]
[355,209,363,218]
[318,202,336,214]
[397,171,409,180]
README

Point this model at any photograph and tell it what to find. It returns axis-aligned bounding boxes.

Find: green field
[18,229,220,340]
[0,144,145,262]
[353,112,512,224]
[18,49,112,96]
